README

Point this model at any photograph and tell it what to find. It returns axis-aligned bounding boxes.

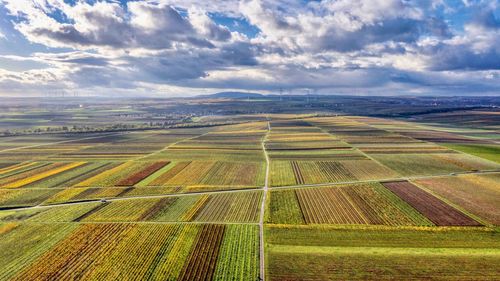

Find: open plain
[0,106,499,280]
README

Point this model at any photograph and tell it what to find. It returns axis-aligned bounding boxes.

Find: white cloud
[0,0,498,96]
[2,0,221,50]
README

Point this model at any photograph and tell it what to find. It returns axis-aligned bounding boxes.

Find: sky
[0,0,498,97]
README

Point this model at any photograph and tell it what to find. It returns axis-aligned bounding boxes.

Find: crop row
[266,225,500,281]
[267,149,365,161]
[270,161,356,186]
[0,163,63,188]
[0,223,78,280]
[0,191,264,223]
[0,159,264,189]
[369,153,499,176]
[178,224,226,280]
[11,223,136,280]
[0,203,101,223]
[267,183,432,226]
[146,147,265,162]
[195,191,262,223]
[7,162,86,189]
[2,223,259,280]
[43,187,128,204]
[0,188,59,208]
[74,161,142,187]
[22,162,114,188]
[414,173,500,224]
[148,161,265,187]
[383,181,481,226]
[115,161,170,186]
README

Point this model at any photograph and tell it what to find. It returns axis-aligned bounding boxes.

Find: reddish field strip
[116,161,170,186]
[178,224,226,281]
[382,181,481,226]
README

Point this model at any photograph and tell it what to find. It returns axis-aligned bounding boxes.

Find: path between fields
[1,169,499,213]
[259,121,271,281]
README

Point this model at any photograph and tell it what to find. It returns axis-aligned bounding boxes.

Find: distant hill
[196,92,264,99]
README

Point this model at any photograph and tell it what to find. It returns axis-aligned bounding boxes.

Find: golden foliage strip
[5,162,86,188]
[166,161,216,186]
[182,195,211,221]
[0,222,18,235]
[0,162,37,175]
[12,223,134,281]
[148,162,191,186]
[74,162,133,187]
[0,163,55,186]
[79,224,180,280]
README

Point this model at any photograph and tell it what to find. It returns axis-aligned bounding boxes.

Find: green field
[266,225,500,280]
[442,143,500,163]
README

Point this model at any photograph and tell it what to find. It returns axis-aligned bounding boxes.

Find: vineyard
[270,160,397,186]
[414,173,500,224]
[267,184,432,226]
[3,223,259,281]
[382,181,481,226]
[0,191,263,224]
[0,113,499,280]
[266,225,500,281]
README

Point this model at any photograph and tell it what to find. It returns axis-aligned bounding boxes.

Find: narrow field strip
[115,161,170,186]
[6,162,86,189]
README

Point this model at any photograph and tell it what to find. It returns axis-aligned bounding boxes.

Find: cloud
[189,8,232,42]
[2,1,220,50]
[240,0,448,53]
[421,5,500,71]
[0,0,498,96]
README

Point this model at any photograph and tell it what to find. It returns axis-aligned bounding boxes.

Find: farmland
[382,181,481,226]
[0,110,499,280]
[3,223,259,281]
[267,183,432,226]
[266,225,500,281]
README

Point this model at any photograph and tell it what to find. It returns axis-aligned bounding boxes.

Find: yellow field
[5,162,86,189]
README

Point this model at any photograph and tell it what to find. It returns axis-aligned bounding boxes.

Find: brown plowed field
[382,181,481,226]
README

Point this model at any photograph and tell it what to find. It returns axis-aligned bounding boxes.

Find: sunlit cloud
[0,0,498,96]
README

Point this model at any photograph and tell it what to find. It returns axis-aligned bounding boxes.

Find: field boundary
[259,120,271,281]
[1,170,498,213]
